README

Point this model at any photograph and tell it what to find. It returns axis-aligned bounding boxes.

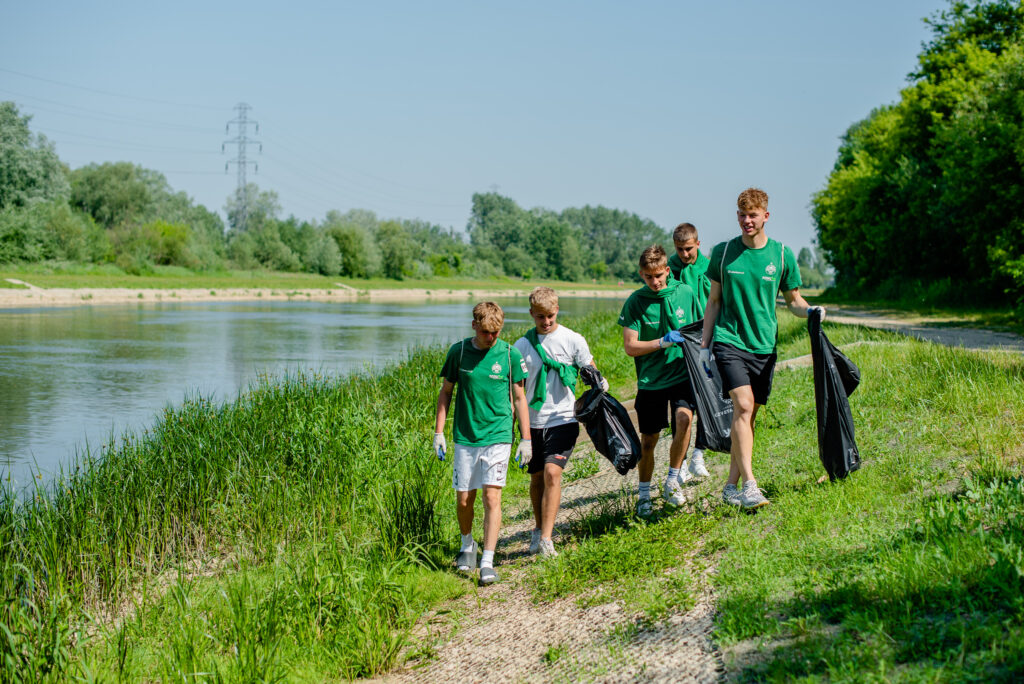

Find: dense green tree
[0,102,69,211]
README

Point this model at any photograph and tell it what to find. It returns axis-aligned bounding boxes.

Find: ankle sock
[638,481,651,499]
[460,533,474,552]
[667,467,680,484]
[480,549,495,568]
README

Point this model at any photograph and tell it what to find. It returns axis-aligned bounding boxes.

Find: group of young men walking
[433,188,824,585]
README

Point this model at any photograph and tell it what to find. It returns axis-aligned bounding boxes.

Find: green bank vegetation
[0,311,633,681]
[527,313,1024,681]
[814,0,1024,311]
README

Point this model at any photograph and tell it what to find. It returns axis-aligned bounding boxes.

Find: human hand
[699,347,713,380]
[513,439,532,469]
[433,433,447,461]
[807,306,826,322]
[659,330,685,348]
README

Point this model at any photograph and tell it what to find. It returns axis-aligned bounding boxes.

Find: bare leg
[530,471,545,529]
[727,386,761,484]
[481,485,502,552]
[540,463,562,539]
[638,432,660,483]
[456,489,477,535]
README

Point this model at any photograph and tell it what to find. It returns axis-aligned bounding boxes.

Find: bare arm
[622,327,664,358]
[434,379,454,434]
[512,380,531,438]
[782,288,824,319]
[701,280,723,349]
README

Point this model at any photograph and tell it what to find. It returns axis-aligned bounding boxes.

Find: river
[0,297,623,486]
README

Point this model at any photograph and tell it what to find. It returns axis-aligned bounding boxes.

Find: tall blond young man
[667,221,713,481]
[513,287,606,557]
[619,245,701,516]
[434,302,532,586]
[700,188,824,509]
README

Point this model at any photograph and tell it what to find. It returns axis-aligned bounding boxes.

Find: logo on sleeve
[519,359,528,374]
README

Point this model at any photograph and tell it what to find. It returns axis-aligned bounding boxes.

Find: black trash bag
[808,309,862,481]
[574,365,641,475]
[676,321,734,454]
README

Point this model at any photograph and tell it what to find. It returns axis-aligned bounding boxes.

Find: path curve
[827,307,1024,352]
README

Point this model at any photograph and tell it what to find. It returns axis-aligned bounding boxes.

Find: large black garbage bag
[676,321,733,453]
[574,366,641,475]
[808,309,862,481]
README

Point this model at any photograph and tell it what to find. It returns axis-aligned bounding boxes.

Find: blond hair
[528,286,559,313]
[638,244,668,271]
[737,188,769,211]
[672,222,698,243]
[472,301,504,331]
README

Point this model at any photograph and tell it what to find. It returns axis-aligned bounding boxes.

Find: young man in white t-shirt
[513,287,606,557]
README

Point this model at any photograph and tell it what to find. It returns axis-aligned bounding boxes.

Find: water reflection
[0,297,621,485]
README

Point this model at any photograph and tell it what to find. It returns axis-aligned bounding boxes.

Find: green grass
[0,262,630,293]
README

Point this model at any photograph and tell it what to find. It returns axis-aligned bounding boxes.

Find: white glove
[699,347,713,380]
[433,433,447,461]
[807,306,826,321]
[513,439,532,469]
[600,377,610,392]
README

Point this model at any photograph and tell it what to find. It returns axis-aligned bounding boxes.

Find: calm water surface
[0,297,622,486]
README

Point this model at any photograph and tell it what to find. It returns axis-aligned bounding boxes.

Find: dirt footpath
[827,307,1024,352]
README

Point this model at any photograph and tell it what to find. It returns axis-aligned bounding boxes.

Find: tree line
[0,101,683,283]
[813,0,1024,308]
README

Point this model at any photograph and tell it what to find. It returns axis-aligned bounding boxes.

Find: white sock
[480,549,495,568]
[667,467,680,484]
[461,533,474,552]
[638,481,651,499]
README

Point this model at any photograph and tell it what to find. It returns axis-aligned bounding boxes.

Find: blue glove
[699,347,714,379]
[659,330,686,348]
[433,433,447,461]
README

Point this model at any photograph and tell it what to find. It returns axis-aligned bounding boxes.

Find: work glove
[659,330,686,348]
[513,439,532,470]
[600,377,610,392]
[807,306,826,321]
[699,347,714,380]
[433,433,447,461]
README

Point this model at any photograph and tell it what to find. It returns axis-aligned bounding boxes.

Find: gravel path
[378,406,727,683]
[827,307,1024,352]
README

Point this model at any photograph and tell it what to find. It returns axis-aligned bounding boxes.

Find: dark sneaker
[456,542,478,574]
[722,483,741,506]
[478,566,499,586]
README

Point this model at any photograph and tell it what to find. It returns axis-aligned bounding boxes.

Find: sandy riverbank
[0,281,633,309]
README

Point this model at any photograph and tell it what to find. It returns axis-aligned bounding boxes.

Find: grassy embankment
[0,262,628,292]
[526,314,1024,681]
[0,311,634,682]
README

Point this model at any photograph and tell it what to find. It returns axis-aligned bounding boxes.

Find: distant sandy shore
[0,280,632,310]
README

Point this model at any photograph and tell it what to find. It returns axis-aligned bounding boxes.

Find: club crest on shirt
[489,361,503,379]
[675,307,686,321]
[765,263,777,276]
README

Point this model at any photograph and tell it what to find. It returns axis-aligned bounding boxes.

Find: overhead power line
[223,103,261,231]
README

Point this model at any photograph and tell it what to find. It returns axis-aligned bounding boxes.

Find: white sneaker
[529,528,541,555]
[663,480,687,507]
[636,497,653,517]
[687,450,710,479]
[722,483,741,506]
[676,465,693,487]
[538,538,558,557]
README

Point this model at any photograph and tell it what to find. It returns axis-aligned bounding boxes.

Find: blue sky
[1,1,942,252]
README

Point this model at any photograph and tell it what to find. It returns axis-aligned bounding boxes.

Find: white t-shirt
[513,325,594,428]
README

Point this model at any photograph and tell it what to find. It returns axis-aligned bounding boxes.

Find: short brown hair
[528,286,558,313]
[673,222,698,243]
[737,188,769,211]
[472,301,504,331]
[638,244,668,271]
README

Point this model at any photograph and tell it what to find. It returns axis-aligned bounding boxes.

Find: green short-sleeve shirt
[617,281,699,390]
[668,251,711,316]
[440,338,528,446]
[708,237,801,354]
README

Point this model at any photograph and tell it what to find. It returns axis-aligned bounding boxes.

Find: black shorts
[528,422,580,474]
[713,342,777,406]
[634,380,696,436]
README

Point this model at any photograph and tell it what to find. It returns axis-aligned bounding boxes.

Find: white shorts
[452,443,511,491]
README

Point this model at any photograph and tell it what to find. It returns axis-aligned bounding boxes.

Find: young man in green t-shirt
[700,188,824,509]
[619,245,701,517]
[434,302,532,586]
[668,222,712,481]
